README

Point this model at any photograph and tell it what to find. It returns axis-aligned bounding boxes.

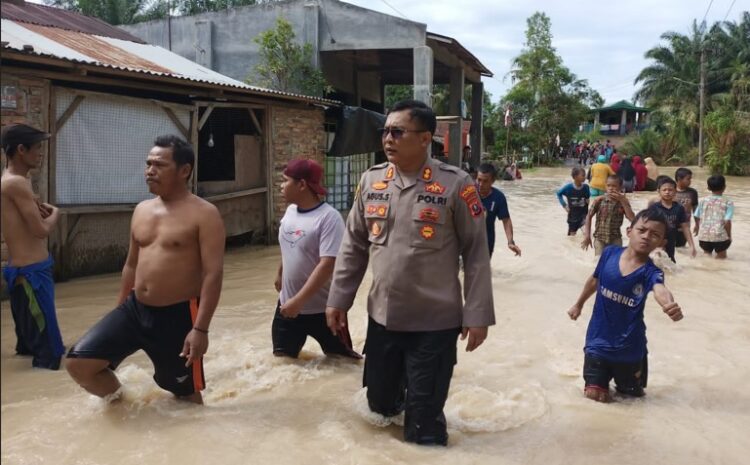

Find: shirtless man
[1,124,65,370]
[65,135,225,404]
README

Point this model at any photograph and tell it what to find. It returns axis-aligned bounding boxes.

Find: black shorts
[583,353,648,397]
[67,291,204,397]
[271,302,361,359]
[675,231,687,247]
[699,240,731,253]
[664,236,677,262]
[567,217,585,234]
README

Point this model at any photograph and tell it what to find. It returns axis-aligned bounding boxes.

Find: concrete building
[122,0,493,168]
[1,0,337,281]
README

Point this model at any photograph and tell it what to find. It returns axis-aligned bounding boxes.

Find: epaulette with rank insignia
[368,162,389,171]
[438,164,460,174]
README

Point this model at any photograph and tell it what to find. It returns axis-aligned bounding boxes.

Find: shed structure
[1,0,337,280]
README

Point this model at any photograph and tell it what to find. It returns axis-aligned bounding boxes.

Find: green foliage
[573,124,603,143]
[46,0,277,25]
[489,12,601,164]
[704,106,750,175]
[621,128,689,165]
[177,0,259,16]
[46,0,164,25]
[247,17,332,97]
[634,12,750,174]
[384,85,413,111]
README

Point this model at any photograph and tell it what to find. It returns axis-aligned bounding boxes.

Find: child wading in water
[582,175,635,255]
[647,177,697,262]
[674,167,699,248]
[568,209,684,403]
[694,175,734,259]
[556,167,591,236]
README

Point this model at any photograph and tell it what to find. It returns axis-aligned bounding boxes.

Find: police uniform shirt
[327,156,496,332]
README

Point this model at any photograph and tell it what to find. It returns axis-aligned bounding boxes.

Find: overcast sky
[26,0,747,105]
[346,0,747,105]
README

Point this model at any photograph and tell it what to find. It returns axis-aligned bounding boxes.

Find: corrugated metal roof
[1,19,339,105]
[0,1,145,43]
[427,32,493,78]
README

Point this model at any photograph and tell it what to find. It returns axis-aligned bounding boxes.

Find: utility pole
[698,46,706,167]
[167,0,172,51]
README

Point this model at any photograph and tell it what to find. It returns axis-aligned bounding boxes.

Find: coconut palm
[712,12,750,112]
[633,21,707,111]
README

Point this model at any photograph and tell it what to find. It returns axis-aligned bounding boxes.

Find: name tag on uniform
[366,192,391,201]
[417,194,447,206]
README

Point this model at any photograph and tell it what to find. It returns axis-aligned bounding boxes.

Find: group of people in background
[574,139,661,192]
[558,160,734,262]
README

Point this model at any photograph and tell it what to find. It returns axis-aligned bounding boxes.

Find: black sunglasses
[378,127,428,140]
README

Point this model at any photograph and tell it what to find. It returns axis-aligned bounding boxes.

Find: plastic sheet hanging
[327,106,386,157]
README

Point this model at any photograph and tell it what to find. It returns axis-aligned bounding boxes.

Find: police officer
[326,100,495,446]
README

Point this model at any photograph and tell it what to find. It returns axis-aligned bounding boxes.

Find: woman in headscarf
[632,156,648,191]
[588,154,615,197]
[618,157,636,193]
[610,152,621,173]
[503,163,522,180]
[644,157,659,191]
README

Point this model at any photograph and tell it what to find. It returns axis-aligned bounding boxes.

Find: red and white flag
[504,107,511,127]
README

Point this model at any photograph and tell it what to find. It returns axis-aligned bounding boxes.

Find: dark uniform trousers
[364,318,459,445]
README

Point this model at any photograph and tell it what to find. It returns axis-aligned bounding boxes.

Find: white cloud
[345,0,747,104]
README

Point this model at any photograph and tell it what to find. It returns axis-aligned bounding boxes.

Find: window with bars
[324,153,374,211]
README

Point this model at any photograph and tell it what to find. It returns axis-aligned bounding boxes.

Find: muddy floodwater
[2,167,749,465]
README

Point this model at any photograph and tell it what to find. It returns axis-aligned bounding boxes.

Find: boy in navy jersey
[556,167,591,235]
[567,209,684,403]
[648,177,696,262]
[477,163,522,257]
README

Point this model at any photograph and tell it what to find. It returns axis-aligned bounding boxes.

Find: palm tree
[712,12,750,112]
[633,21,707,112]
[635,14,750,118]
[46,0,167,25]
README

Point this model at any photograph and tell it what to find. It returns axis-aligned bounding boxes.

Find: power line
[379,0,408,20]
[723,0,737,21]
[597,76,640,92]
[702,0,715,23]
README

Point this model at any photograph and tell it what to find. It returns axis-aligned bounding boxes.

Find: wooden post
[190,107,199,194]
[505,125,510,158]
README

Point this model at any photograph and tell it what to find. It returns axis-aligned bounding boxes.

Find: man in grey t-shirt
[272,159,361,359]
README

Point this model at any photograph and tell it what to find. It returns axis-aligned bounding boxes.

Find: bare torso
[1,171,49,267]
[132,194,215,306]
